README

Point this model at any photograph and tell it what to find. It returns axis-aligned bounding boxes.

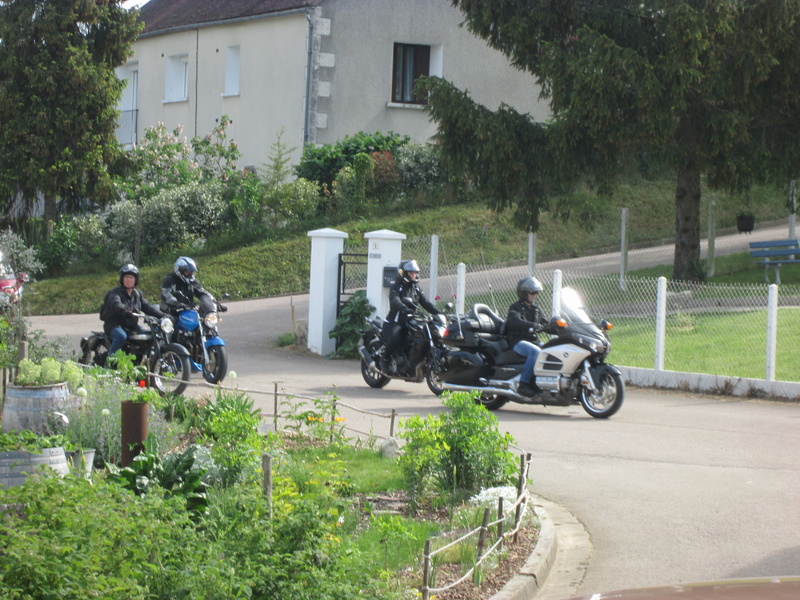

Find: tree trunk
[43,190,58,226]
[672,164,702,281]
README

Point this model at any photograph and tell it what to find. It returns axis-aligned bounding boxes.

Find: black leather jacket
[386,280,440,324]
[101,286,165,333]
[160,273,213,315]
[506,300,549,346]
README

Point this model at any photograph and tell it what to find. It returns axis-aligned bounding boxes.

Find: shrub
[328,290,374,358]
[395,142,448,191]
[295,130,410,189]
[399,391,517,509]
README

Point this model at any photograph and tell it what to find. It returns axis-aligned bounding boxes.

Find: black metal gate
[335,252,368,349]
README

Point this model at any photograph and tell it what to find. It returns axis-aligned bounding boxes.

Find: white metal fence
[345,226,800,400]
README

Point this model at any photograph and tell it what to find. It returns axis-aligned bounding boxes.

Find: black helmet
[119,263,140,286]
[517,276,543,301]
[398,259,420,285]
[174,256,198,283]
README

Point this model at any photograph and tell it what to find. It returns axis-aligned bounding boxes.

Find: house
[117,0,550,170]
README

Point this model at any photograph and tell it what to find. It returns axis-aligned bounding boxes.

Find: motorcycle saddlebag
[440,350,491,384]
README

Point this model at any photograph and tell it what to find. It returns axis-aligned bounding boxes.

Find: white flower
[228,371,237,378]
[101,408,110,417]
[76,387,88,397]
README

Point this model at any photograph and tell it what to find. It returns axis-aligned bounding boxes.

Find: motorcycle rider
[100,263,167,364]
[506,276,549,396]
[381,259,442,374]
[160,256,217,316]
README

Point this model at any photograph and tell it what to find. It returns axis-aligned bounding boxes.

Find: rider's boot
[518,379,540,397]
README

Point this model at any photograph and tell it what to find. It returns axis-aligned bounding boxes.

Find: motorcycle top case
[177,310,200,332]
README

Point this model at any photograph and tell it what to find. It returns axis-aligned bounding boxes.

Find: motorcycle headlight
[160,316,174,334]
[204,312,219,327]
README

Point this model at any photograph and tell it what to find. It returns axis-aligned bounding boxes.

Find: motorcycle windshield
[561,288,596,329]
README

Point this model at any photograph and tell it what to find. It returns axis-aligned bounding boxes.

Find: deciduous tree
[424,1,800,280]
[0,0,142,221]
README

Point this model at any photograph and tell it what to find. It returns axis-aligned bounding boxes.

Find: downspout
[194,28,199,137]
[304,8,314,146]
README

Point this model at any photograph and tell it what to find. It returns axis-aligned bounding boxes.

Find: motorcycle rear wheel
[202,345,228,384]
[150,343,191,396]
[579,370,624,418]
[475,394,508,411]
[361,358,390,388]
[79,336,108,367]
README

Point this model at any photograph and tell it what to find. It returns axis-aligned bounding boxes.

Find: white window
[165,54,188,102]
[224,45,240,96]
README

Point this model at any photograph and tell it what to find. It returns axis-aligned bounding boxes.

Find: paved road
[29,220,800,598]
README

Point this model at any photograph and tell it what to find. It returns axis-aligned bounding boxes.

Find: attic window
[392,43,430,105]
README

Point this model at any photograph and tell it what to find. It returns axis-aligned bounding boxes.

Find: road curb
[491,495,591,600]
[490,499,558,600]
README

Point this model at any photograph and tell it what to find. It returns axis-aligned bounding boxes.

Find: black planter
[736,214,755,234]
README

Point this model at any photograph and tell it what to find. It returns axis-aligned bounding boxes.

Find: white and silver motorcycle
[432,287,624,418]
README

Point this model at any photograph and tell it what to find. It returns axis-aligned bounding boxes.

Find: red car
[0,258,27,312]
[566,577,800,600]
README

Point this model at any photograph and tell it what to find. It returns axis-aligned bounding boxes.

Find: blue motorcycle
[172,295,229,384]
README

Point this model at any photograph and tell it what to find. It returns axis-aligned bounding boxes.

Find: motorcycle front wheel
[150,343,191,396]
[579,370,624,418]
[202,345,228,384]
[475,394,508,411]
[361,358,390,388]
[425,367,444,396]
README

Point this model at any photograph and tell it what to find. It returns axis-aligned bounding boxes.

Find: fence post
[476,507,490,565]
[790,180,796,239]
[262,453,272,519]
[497,496,505,551]
[655,277,667,372]
[528,231,536,276]
[430,234,439,302]
[456,263,466,315]
[706,196,716,279]
[619,207,628,291]
[551,270,563,317]
[514,453,528,542]
[421,539,431,600]
[766,284,779,382]
[273,381,280,428]
[390,408,396,437]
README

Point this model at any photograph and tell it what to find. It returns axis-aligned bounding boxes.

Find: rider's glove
[175,303,188,311]
[219,304,228,313]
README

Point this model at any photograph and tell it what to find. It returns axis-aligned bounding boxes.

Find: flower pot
[736,214,755,234]
[0,447,69,488]
[2,382,75,435]
[120,401,148,467]
[65,448,96,476]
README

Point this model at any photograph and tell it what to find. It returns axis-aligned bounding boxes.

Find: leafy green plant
[399,391,517,511]
[13,357,85,389]
[108,435,210,516]
[0,430,71,452]
[281,391,348,445]
[328,290,375,358]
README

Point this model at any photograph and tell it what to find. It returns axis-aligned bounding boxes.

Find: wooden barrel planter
[2,382,74,435]
[0,447,69,488]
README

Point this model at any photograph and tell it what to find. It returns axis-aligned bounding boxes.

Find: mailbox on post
[383,266,397,288]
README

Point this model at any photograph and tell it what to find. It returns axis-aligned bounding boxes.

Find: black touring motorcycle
[359,287,624,419]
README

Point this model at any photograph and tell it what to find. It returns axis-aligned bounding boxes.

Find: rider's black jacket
[160,273,213,316]
[385,279,440,324]
[100,286,165,333]
[506,300,548,346]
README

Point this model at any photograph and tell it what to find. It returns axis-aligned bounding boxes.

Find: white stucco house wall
[117,0,550,170]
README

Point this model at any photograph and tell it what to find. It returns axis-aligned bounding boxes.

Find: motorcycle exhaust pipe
[358,345,371,364]
[442,382,528,400]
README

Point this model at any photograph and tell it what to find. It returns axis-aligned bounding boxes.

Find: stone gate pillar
[307,228,348,356]
[364,229,406,320]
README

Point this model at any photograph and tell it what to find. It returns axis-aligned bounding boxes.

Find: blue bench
[749,239,800,284]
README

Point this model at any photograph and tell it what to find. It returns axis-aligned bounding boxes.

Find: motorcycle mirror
[553,317,567,328]
[600,319,613,331]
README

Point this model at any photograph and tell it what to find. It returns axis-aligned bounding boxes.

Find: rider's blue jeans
[108,326,129,359]
[514,340,540,384]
